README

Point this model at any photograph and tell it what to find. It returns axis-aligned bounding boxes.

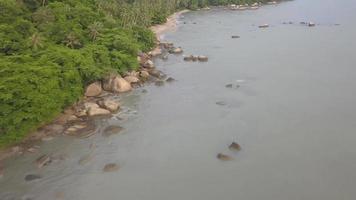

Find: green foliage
[0,0,265,147]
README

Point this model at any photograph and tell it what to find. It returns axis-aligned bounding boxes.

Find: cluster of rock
[183,55,208,62]
[217,142,241,161]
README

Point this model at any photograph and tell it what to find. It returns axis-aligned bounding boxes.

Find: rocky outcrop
[124,76,140,84]
[85,102,111,116]
[85,82,102,97]
[103,75,132,93]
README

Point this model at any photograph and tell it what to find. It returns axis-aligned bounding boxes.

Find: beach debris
[229,142,241,151]
[25,174,41,182]
[103,163,120,172]
[217,153,233,161]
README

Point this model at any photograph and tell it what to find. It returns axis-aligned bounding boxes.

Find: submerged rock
[231,35,240,39]
[225,84,233,88]
[25,174,41,182]
[85,82,102,97]
[36,154,51,169]
[308,22,315,27]
[229,142,241,151]
[103,126,123,137]
[78,153,94,166]
[103,163,120,172]
[217,153,233,161]
[216,101,227,106]
[198,56,208,62]
[169,47,183,54]
[166,77,176,83]
[155,80,165,86]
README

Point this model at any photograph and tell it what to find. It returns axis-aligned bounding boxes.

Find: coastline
[0,10,188,163]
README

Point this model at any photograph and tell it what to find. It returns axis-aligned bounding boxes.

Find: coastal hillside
[0,0,266,147]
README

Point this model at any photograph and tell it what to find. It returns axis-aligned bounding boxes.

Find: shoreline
[0,10,188,163]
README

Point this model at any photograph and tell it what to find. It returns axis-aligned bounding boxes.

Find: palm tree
[88,21,103,41]
[64,33,81,49]
[29,32,44,50]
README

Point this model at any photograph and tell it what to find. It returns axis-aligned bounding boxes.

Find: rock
[217,153,233,161]
[103,163,120,172]
[102,99,120,112]
[161,54,168,60]
[36,154,51,169]
[155,80,165,87]
[103,126,123,137]
[12,146,22,154]
[139,70,150,79]
[25,174,41,182]
[225,84,233,88]
[85,82,102,97]
[27,147,38,153]
[78,153,94,166]
[166,77,176,83]
[229,142,241,151]
[75,110,87,118]
[231,35,240,39]
[42,136,54,142]
[308,22,315,27]
[149,69,163,78]
[113,77,132,93]
[169,47,183,54]
[88,107,111,117]
[124,76,140,84]
[192,55,199,62]
[258,24,269,28]
[125,71,139,78]
[183,55,193,61]
[102,75,132,93]
[160,42,174,49]
[198,56,208,62]
[149,47,162,56]
[143,60,155,68]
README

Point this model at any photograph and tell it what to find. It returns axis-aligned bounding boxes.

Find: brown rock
[102,99,120,112]
[85,82,102,97]
[140,70,150,79]
[143,60,155,68]
[229,142,241,151]
[103,163,120,172]
[166,77,176,82]
[198,56,208,62]
[217,153,233,161]
[113,77,132,93]
[124,76,140,84]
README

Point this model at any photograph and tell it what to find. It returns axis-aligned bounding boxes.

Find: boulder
[184,55,193,61]
[84,102,111,116]
[148,69,163,78]
[229,142,241,151]
[143,60,155,68]
[85,82,102,97]
[308,22,315,27]
[102,99,120,112]
[103,75,132,93]
[198,56,208,62]
[140,70,150,79]
[124,76,140,84]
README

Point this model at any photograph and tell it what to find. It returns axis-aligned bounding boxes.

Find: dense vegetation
[0,0,266,147]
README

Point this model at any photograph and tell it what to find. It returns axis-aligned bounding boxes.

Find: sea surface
[1,0,356,199]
